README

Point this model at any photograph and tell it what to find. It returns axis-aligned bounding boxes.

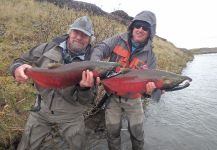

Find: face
[67,30,90,52]
[132,26,150,43]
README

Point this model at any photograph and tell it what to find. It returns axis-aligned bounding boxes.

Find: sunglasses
[134,24,150,32]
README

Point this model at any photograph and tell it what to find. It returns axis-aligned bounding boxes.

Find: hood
[128,10,156,39]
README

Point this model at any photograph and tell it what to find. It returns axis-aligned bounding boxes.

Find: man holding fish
[90,10,157,150]
[10,16,97,150]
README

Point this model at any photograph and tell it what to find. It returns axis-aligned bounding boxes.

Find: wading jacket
[91,11,157,98]
[91,32,156,70]
[91,11,157,70]
[10,35,95,113]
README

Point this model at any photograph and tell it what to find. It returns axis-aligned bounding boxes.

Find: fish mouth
[166,78,192,91]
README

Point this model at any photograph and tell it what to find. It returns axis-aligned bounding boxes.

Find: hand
[14,64,32,83]
[146,82,156,95]
[79,70,96,88]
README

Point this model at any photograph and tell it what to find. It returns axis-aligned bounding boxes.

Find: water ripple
[144,54,217,150]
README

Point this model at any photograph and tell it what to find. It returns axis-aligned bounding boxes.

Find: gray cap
[69,16,94,37]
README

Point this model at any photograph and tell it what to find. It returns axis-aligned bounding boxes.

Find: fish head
[160,75,192,91]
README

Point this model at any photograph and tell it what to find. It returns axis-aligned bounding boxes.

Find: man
[10,16,96,150]
[91,11,157,150]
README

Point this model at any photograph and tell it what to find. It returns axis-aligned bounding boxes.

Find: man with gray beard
[10,16,97,150]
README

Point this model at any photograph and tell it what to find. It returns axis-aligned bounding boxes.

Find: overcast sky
[80,0,216,49]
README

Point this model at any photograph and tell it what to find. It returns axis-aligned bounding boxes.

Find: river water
[144,53,217,150]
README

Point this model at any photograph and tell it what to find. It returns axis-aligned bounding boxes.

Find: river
[144,53,217,150]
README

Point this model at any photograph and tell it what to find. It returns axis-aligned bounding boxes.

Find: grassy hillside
[153,36,193,73]
[0,0,193,149]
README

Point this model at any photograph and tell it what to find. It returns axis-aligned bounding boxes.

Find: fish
[102,68,192,99]
[25,61,192,100]
[25,61,120,88]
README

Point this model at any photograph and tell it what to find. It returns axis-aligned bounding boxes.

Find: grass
[153,37,193,73]
[0,0,193,148]
[0,76,35,149]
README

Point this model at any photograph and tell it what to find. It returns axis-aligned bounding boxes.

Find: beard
[68,41,88,53]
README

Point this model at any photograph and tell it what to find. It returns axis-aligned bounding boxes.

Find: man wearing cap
[91,11,157,150]
[10,16,96,150]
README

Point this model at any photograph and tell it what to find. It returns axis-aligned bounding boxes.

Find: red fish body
[25,61,120,88]
[102,69,192,98]
[25,68,83,88]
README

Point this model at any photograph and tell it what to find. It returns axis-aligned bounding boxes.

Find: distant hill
[35,0,133,25]
[36,0,107,15]
[110,10,133,24]
[189,47,217,54]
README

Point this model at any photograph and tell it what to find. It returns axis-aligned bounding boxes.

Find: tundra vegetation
[0,0,193,149]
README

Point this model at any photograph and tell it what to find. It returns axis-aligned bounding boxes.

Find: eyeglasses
[134,24,150,32]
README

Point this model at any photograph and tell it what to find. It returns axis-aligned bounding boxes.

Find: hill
[0,0,193,149]
[36,0,108,15]
[35,0,133,25]
[189,47,217,54]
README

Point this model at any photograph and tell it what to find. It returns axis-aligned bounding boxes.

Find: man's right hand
[14,64,32,83]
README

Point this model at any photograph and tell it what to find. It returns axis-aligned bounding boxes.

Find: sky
[79,0,217,49]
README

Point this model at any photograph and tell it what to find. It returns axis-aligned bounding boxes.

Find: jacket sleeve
[9,43,48,76]
[148,49,157,69]
[90,35,120,61]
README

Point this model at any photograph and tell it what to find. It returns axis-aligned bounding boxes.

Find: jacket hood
[128,10,156,39]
